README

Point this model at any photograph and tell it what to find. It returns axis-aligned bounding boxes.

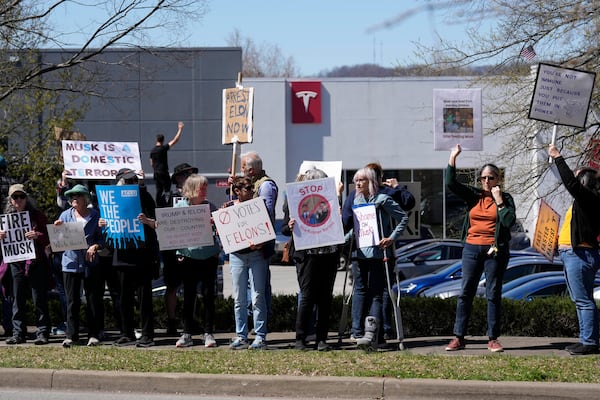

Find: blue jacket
[59,207,103,273]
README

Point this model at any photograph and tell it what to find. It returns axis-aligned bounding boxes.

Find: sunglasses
[239,186,254,191]
[480,176,497,182]
[11,194,26,200]
[70,193,84,198]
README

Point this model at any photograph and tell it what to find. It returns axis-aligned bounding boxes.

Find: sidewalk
[1,330,599,399]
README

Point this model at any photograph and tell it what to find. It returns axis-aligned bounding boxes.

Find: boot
[356,316,378,350]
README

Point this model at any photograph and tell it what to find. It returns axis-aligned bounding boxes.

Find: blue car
[503,275,600,301]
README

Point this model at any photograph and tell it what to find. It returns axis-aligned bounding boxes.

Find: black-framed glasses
[11,194,26,200]
[480,176,497,182]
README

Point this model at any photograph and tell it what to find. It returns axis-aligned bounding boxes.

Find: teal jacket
[446,164,516,247]
[175,198,221,260]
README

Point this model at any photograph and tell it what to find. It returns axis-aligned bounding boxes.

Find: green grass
[1,346,599,383]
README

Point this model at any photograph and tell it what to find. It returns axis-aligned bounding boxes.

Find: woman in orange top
[444,144,516,353]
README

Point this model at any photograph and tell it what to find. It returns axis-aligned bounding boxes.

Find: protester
[173,174,221,348]
[0,155,16,338]
[549,144,600,355]
[445,144,516,353]
[342,162,415,341]
[150,121,184,207]
[54,184,104,347]
[282,168,339,351]
[101,168,159,347]
[226,176,269,350]
[347,168,408,349]
[2,184,51,345]
[162,162,198,335]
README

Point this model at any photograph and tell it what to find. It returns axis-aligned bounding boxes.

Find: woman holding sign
[350,168,408,350]
[173,174,221,348]
[54,184,104,348]
[2,184,51,345]
[445,144,515,353]
[549,144,600,355]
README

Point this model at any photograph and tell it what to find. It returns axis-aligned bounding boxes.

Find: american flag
[520,45,536,60]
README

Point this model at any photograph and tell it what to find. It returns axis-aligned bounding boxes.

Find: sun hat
[115,168,137,182]
[64,184,90,199]
[171,163,198,184]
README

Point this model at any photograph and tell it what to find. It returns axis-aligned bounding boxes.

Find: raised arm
[168,121,184,147]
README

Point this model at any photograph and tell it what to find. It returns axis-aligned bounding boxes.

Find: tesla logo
[291,82,321,123]
[296,91,318,112]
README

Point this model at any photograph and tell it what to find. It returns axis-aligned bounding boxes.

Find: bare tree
[372,1,599,218]
[226,29,299,78]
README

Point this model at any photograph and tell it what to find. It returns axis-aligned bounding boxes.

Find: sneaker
[204,333,217,348]
[176,333,193,348]
[350,334,362,343]
[5,336,25,345]
[136,336,155,348]
[114,336,135,346]
[230,336,249,350]
[445,337,466,351]
[87,337,100,347]
[317,341,331,352]
[62,338,73,348]
[487,339,504,352]
[34,336,49,345]
[295,340,308,351]
[568,343,599,355]
[248,337,267,350]
[565,342,581,352]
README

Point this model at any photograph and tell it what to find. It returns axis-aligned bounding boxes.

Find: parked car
[397,248,541,297]
[421,255,564,299]
[503,275,600,301]
[499,271,564,294]
[394,239,464,281]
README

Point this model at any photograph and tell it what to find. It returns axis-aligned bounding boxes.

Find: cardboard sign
[433,88,483,151]
[61,140,142,180]
[96,185,145,249]
[298,160,343,189]
[529,63,596,128]
[532,199,560,262]
[352,204,381,249]
[47,222,88,252]
[155,204,214,251]
[212,197,275,254]
[0,211,35,263]
[286,177,345,251]
[222,87,254,144]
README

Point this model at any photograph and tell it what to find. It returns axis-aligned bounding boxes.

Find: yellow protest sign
[532,199,560,261]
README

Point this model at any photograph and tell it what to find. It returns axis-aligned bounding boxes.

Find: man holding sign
[1,184,51,345]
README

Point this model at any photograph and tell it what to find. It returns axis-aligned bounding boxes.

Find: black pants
[295,252,338,342]
[63,267,105,341]
[153,171,171,207]
[116,265,154,339]
[10,261,50,339]
[179,256,218,334]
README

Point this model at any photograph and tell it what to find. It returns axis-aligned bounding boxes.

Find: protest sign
[46,222,88,252]
[298,161,343,189]
[212,197,275,254]
[61,140,142,180]
[155,204,214,251]
[352,204,381,249]
[529,63,596,128]
[286,177,344,251]
[96,185,145,249]
[0,211,35,263]
[222,87,254,144]
[433,88,482,151]
[532,199,560,262]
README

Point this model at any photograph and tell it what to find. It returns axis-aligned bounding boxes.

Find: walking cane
[337,236,354,344]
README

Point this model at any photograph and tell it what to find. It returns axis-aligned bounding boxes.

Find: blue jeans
[454,243,508,339]
[351,261,365,337]
[352,258,385,337]
[560,248,600,346]
[230,250,269,340]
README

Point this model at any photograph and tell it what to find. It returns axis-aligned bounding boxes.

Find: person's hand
[491,186,503,204]
[379,237,393,249]
[384,178,399,188]
[54,220,63,226]
[25,230,40,240]
[98,218,107,228]
[0,230,5,240]
[178,121,184,130]
[288,218,296,230]
[549,144,561,159]
[86,244,99,263]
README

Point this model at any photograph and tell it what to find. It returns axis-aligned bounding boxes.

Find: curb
[1,368,600,399]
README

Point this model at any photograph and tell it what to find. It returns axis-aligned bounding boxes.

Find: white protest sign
[0,211,36,263]
[155,205,214,251]
[433,88,482,151]
[529,63,596,128]
[61,140,142,180]
[298,161,343,188]
[286,177,344,251]
[46,222,88,252]
[212,197,276,254]
[352,204,381,249]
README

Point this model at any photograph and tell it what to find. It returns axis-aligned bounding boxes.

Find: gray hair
[182,174,208,199]
[303,168,328,181]
[241,151,262,171]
